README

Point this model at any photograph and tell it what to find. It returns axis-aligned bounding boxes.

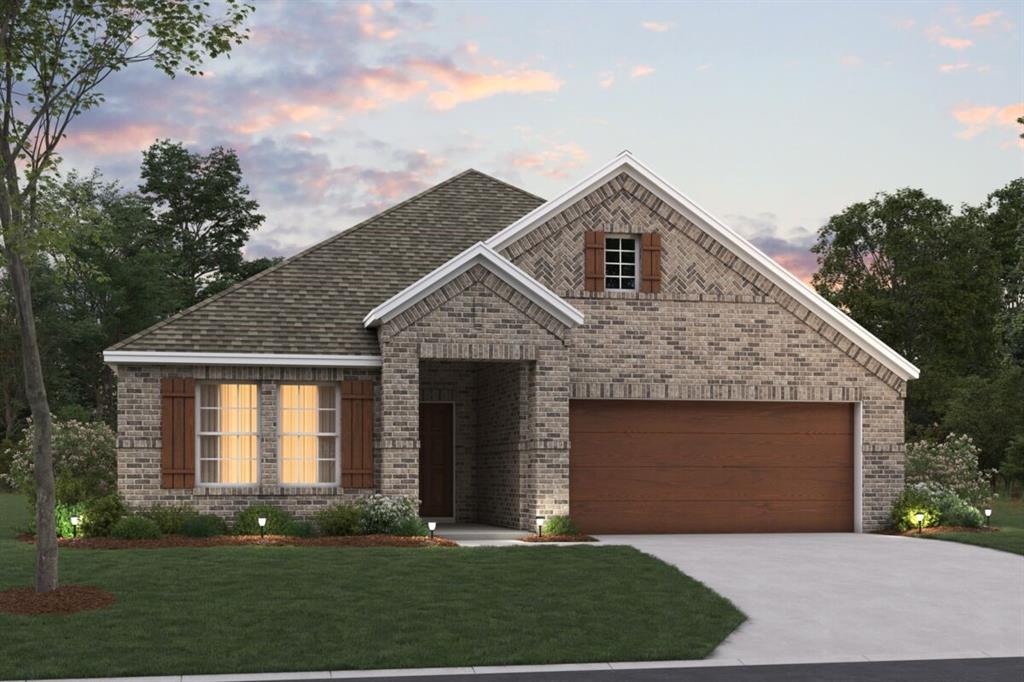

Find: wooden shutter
[341,380,375,488]
[641,232,662,294]
[161,377,196,489]
[584,230,605,292]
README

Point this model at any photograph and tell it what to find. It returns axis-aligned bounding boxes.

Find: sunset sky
[58,0,1022,281]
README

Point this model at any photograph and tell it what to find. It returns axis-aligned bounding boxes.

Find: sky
[57,0,1023,281]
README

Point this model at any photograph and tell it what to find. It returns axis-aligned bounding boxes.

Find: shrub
[180,514,228,537]
[233,503,293,535]
[283,520,316,538]
[906,434,994,505]
[55,501,86,538]
[890,484,941,531]
[935,492,984,528]
[392,516,428,537]
[356,494,420,535]
[81,494,125,537]
[316,503,362,536]
[111,515,162,540]
[1,419,116,501]
[542,515,580,536]
[141,504,199,535]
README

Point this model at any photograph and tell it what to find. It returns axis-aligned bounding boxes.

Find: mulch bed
[520,534,597,543]
[19,534,457,549]
[0,585,115,616]
[877,526,1000,536]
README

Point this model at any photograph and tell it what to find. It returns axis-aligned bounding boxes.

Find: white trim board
[103,351,383,368]
[486,151,920,382]
[363,242,584,328]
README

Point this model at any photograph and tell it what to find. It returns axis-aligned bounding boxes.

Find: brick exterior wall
[115,365,380,519]
[501,172,907,531]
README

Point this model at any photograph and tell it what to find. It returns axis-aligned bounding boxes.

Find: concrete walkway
[600,532,1024,663]
[435,523,527,547]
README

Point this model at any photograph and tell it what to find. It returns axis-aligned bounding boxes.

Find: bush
[356,494,420,535]
[935,492,984,528]
[233,503,293,535]
[1,419,116,501]
[111,515,162,540]
[890,484,941,531]
[180,514,228,537]
[392,516,428,537]
[81,494,125,537]
[55,501,86,538]
[542,515,580,536]
[141,504,199,535]
[283,520,316,537]
[316,503,362,536]
[906,434,994,505]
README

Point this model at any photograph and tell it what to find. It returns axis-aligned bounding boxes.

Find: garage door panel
[569,466,854,502]
[570,432,853,468]
[571,499,854,534]
[570,400,853,435]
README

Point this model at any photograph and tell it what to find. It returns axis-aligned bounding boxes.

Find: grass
[0,494,744,679]
[927,498,1024,556]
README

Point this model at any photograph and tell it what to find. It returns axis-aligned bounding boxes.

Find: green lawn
[0,494,744,679]
[928,498,1024,556]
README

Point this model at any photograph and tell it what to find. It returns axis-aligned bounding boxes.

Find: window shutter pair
[159,377,376,489]
[583,230,661,293]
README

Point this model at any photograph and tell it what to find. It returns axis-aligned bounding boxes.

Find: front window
[279,385,339,485]
[605,235,639,291]
[198,383,259,485]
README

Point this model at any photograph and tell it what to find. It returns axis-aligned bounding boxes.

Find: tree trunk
[6,249,57,592]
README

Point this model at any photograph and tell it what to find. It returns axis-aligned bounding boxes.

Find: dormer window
[605,235,639,291]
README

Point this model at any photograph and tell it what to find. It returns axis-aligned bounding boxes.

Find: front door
[419,402,454,517]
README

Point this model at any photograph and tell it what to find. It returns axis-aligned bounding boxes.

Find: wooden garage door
[569,400,854,533]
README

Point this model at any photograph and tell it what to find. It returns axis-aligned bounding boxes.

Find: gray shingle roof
[109,170,544,356]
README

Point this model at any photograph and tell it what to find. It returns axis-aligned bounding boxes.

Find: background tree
[140,140,265,304]
[0,0,252,593]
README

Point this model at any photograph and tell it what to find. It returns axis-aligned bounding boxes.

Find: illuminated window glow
[198,384,259,485]
[279,385,339,485]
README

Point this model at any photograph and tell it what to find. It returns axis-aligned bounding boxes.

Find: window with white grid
[279,385,339,485]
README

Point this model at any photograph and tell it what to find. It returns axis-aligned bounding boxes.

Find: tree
[140,140,265,304]
[0,0,252,593]
[811,189,1003,430]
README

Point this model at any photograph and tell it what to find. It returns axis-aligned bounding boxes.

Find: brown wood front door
[419,402,454,517]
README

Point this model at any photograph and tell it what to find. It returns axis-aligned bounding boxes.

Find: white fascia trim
[103,351,383,368]
[486,151,921,381]
[363,242,584,328]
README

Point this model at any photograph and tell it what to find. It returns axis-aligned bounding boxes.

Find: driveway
[599,533,1024,664]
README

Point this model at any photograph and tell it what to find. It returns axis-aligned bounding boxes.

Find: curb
[3,650,1016,682]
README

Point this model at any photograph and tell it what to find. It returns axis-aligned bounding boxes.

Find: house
[104,152,919,533]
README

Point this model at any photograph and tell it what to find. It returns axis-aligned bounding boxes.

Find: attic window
[605,236,639,291]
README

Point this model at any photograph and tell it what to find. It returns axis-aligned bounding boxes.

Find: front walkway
[436,523,528,546]
[600,532,1024,664]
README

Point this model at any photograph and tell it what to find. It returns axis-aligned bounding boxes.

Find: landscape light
[70,515,80,538]
[428,521,437,539]
[536,516,544,537]
[257,516,267,538]
[915,512,924,534]
[984,508,992,526]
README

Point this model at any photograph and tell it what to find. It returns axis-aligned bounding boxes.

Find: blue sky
[60,0,1022,280]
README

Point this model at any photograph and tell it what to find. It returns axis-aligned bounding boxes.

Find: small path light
[69,515,81,538]
[535,516,544,537]
[915,511,924,534]
[984,508,992,526]
[427,521,436,539]
[257,516,267,539]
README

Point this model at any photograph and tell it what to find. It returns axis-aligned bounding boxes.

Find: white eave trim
[363,242,584,328]
[485,151,921,382]
[103,351,383,368]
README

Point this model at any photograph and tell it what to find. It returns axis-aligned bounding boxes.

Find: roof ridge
[108,168,530,352]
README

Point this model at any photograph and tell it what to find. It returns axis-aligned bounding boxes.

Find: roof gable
[485,151,920,381]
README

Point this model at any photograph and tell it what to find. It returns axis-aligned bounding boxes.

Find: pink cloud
[508,142,589,179]
[927,26,973,50]
[968,11,1002,28]
[405,58,562,110]
[631,64,655,78]
[952,103,1024,139]
[939,63,971,73]
[63,122,178,155]
[598,71,615,88]
[641,21,673,32]
[839,54,863,67]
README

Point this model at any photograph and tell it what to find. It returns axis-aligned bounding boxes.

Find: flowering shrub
[905,434,994,505]
[356,494,420,535]
[934,492,984,528]
[1,419,116,502]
